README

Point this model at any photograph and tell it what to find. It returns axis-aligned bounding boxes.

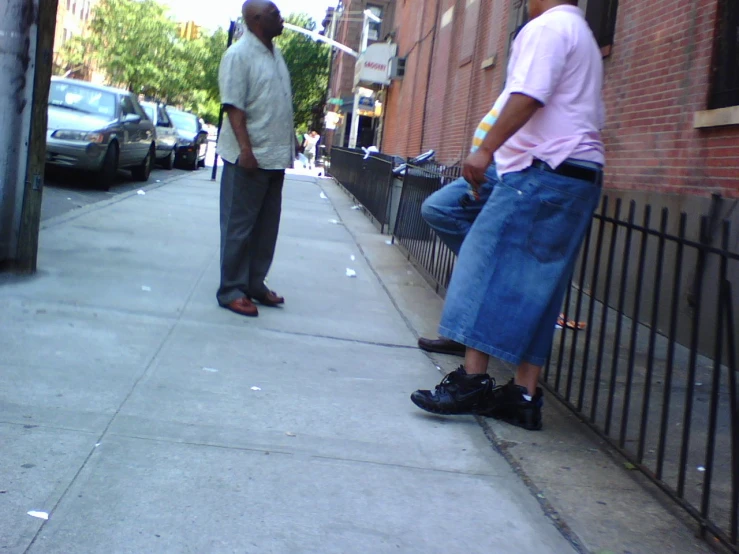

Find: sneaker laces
[435,366,496,392]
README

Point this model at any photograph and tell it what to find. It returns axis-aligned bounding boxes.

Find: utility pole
[0,0,58,273]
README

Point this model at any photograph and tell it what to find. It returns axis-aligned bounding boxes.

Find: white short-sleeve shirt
[217,29,295,169]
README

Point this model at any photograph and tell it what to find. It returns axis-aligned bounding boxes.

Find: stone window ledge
[694,106,739,129]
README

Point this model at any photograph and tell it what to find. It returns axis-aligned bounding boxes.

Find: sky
[160,0,337,32]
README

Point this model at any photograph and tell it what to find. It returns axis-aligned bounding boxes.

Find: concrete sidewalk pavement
[0,170,575,553]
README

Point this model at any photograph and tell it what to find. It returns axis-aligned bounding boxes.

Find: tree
[84,0,178,97]
[53,1,327,128]
[275,14,330,133]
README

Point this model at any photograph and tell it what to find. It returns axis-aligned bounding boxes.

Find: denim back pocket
[525,174,598,264]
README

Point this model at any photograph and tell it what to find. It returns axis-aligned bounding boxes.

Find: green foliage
[276,13,330,132]
[54,1,328,129]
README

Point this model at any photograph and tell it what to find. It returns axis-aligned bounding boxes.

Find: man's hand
[462,147,494,189]
[238,147,259,171]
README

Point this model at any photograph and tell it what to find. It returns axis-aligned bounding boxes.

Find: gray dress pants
[217,161,284,306]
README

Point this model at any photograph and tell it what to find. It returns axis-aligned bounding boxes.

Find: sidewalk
[1,170,575,553]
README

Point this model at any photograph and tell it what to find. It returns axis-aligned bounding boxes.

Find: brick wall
[382,0,739,198]
[383,0,511,164]
[603,0,739,197]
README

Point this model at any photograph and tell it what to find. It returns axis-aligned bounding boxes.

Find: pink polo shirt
[494,5,605,175]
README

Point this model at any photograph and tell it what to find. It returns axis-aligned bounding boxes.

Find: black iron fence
[390,167,739,551]
[327,147,395,233]
[392,163,462,293]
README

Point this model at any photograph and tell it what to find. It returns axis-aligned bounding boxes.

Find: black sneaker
[411,366,496,415]
[485,380,543,431]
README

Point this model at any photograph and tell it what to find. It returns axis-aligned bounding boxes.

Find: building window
[710,0,739,108]
[366,4,383,42]
[584,0,619,48]
[459,0,482,65]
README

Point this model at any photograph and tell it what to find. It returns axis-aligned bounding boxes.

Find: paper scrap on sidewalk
[27,511,48,520]
[251,386,261,391]
[285,432,296,437]
[350,255,356,261]
[329,219,341,225]
[137,190,146,196]
[385,240,392,245]
[141,286,152,292]
[202,367,219,373]
[351,205,361,210]
[345,268,357,278]
[319,192,328,199]
[697,466,706,472]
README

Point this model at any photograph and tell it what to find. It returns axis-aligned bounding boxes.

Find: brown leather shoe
[417,336,465,356]
[223,297,259,317]
[249,290,285,307]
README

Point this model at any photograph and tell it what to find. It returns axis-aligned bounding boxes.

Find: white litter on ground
[697,466,706,472]
[329,219,341,224]
[285,432,296,437]
[319,192,328,199]
[27,511,48,520]
[346,268,357,278]
[351,205,361,210]
[385,240,392,245]
[350,255,356,261]
[137,190,146,195]
[141,286,152,292]
[202,367,219,373]
[251,386,262,391]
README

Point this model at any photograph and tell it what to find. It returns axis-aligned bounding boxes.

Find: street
[41,142,218,221]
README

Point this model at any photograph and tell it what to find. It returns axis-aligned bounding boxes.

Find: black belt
[531,159,602,184]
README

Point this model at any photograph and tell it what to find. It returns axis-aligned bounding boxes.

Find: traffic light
[177,21,200,40]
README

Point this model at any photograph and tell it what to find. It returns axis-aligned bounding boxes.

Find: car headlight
[52,130,105,143]
[178,138,193,147]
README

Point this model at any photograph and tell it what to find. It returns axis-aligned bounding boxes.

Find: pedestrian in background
[215,0,294,318]
[411,0,605,431]
[302,129,320,170]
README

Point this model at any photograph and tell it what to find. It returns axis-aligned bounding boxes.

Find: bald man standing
[216,0,295,317]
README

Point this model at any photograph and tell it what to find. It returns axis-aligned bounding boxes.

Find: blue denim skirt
[438,165,602,366]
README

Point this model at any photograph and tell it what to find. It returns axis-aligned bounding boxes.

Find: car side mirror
[122,114,141,124]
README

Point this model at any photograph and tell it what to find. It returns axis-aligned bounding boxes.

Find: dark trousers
[217,162,284,306]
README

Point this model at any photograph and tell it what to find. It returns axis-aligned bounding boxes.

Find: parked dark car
[140,101,178,170]
[46,77,156,189]
[165,107,208,170]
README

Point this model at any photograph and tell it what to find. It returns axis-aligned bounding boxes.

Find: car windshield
[142,105,155,121]
[49,82,116,118]
[168,111,199,133]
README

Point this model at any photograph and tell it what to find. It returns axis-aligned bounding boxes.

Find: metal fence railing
[392,163,462,293]
[327,147,395,233]
[390,165,739,552]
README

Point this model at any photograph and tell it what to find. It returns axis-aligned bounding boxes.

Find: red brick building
[382,0,739,199]
[324,0,397,148]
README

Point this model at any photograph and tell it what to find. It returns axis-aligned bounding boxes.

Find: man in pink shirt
[411,0,605,430]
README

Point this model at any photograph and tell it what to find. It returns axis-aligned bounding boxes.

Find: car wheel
[132,146,154,182]
[96,142,118,191]
[190,153,199,171]
[198,157,206,168]
[163,147,175,170]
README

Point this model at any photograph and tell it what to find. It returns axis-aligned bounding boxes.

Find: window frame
[709,0,739,109]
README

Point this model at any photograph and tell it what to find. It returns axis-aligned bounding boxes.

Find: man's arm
[462,93,542,187]
[223,105,258,170]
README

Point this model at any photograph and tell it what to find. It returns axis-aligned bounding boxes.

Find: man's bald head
[242,0,283,35]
